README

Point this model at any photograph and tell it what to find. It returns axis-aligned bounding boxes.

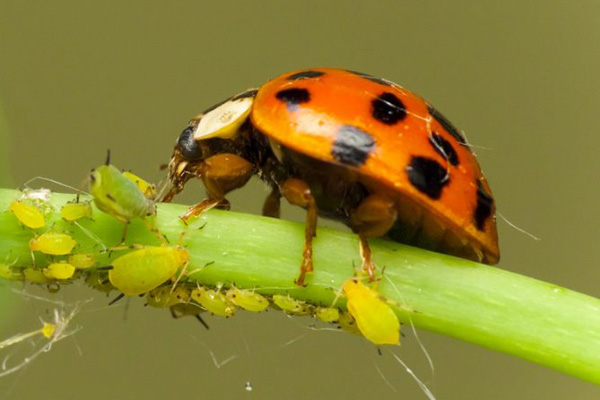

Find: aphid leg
[145,216,170,245]
[120,222,130,245]
[180,153,253,223]
[280,178,318,286]
[108,293,125,306]
[350,194,397,281]
[262,186,281,218]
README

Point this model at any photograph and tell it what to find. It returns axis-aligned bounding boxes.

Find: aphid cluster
[3,153,401,347]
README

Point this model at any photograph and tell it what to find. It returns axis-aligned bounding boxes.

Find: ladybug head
[164,90,256,201]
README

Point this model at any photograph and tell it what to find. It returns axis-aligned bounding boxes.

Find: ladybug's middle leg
[180,153,253,223]
[350,194,397,281]
[279,178,317,286]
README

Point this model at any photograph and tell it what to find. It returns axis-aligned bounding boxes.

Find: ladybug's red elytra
[165,68,499,286]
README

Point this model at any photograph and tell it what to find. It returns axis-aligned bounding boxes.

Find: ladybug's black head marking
[372,92,407,125]
[474,180,494,231]
[176,126,203,162]
[406,156,449,200]
[276,88,310,111]
[331,126,375,167]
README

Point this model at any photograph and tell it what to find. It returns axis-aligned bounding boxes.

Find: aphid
[146,285,190,308]
[337,311,361,336]
[89,151,159,243]
[108,246,189,296]
[191,286,236,317]
[23,268,51,284]
[272,294,312,315]
[68,253,96,269]
[343,278,400,345]
[10,199,45,229]
[0,263,23,281]
[165,68,499,286]
[122,171,157,199]
[315,306,340,323]
[43,262,76,280]
[85,270,114,293]
[226,287,269,312]
[29,232,77,256]
[60,200,93,222]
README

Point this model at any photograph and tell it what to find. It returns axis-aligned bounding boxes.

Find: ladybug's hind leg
[262,187,282,218]
[279,178,317,286]
[350,194,397,281]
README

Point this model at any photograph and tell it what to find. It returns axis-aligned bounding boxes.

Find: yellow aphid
[41,323,56,339]
[23,268,51,284]
[85,271,114,293]
[68,253,96,269]
[191,286,236,317]
[109,246,189,296]
[122,171,157,199]
[272,294,312,315]
[29,232,77,255]
[338,311,361,336]
[343,278,400,345]
[0,263,22,281]
[43,262,76,280]
[315,307,340,323]
[10,200,45,229]
[60,201,93,222]
[226,287,269,312]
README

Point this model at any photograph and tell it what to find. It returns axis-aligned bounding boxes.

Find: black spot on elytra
[406,156,449,200]
[474,180,493,231]
[429,131,459,166]
[347,70,394,87]
[286,70,325,80]
[276,88,310,111]
[177,126,203,161]
[427,104,468,146]
[331,126,375,166]
[372,92,406,125]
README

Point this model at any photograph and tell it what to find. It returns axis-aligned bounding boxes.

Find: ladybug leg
[350,194,397,281]
[180,153,253,223]
[280,178,317,286]
[262,187,281,218]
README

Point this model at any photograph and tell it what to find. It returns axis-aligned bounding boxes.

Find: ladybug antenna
[105,149,111,166]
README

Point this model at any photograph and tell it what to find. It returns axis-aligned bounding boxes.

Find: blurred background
[0,1,599,399]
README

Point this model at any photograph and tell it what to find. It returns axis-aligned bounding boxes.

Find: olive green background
[1,1,599,399]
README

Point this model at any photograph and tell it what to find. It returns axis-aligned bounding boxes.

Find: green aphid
[89,151,155,223]
[88,151,161,243]
[226,287,269,312]
[272,294,312,316]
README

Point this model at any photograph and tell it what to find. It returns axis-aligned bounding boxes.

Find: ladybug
[165,68,499,286]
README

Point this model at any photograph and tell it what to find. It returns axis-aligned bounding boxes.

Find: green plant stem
[0,188,599,384]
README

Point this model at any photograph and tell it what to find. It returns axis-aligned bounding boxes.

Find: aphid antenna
[105,149,111,166]
[72,221,108,251]
[21,176,91,196]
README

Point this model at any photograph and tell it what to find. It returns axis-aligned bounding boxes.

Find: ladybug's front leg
[350,194,397,281]
[180,153,253,223]
[279,178,317,286]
